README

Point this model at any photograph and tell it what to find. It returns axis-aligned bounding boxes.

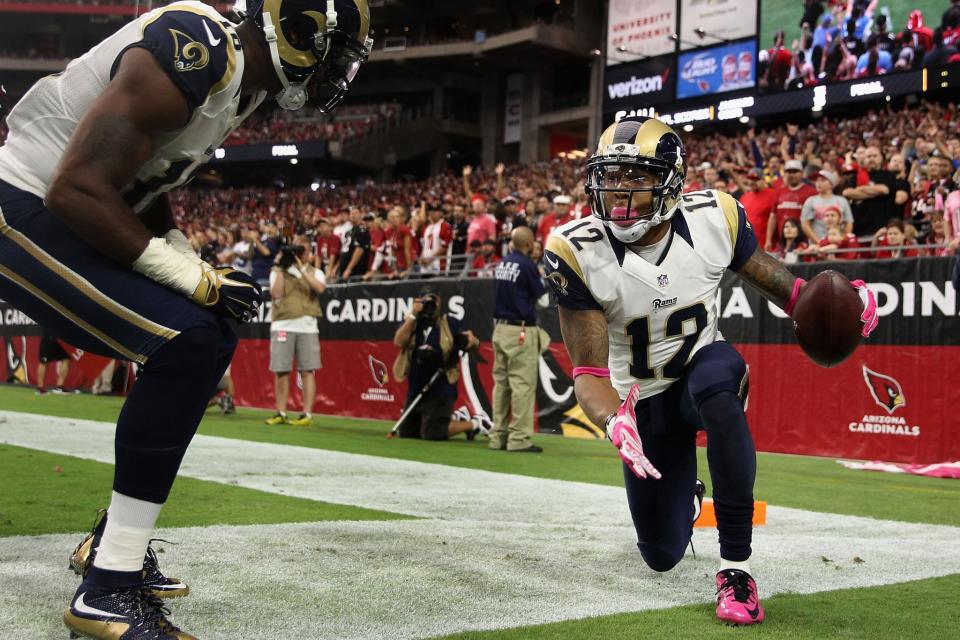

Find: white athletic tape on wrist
[133,237,203,297]
[163,229,202,263]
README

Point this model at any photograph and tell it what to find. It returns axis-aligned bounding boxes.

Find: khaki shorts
[269,331,321,373]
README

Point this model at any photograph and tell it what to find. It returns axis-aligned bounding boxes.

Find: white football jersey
[0,1,266,212]
[544,190,756,400]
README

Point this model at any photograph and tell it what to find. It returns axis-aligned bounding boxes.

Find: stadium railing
[327,245,954,284]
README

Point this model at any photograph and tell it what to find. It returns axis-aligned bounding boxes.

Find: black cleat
[64,584,197,639]
[692,479,706,525]
[688,479,706,558]
[218,393,235,415]
[69,511,189,599]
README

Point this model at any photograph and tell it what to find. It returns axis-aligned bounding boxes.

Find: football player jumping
[543,116,878,625]
[0,1,371,638]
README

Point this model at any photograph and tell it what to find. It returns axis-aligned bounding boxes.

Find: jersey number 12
[626,302,708,380]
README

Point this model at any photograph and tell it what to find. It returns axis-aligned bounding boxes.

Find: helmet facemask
[256,0,372,111]
[306,30,370,112]
[586,151,683,244]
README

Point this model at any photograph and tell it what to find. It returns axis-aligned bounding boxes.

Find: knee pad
[686,343,748,409]
[637,542,683,573]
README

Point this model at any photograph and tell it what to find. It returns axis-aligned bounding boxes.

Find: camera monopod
[386,350,469,439]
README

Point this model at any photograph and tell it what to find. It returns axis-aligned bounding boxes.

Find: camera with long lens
[417,294,440,320]
[278,243,305,269]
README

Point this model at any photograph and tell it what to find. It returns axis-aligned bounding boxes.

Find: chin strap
[262,12,307,110]
[609,207,676,243]
[326,0,338,28]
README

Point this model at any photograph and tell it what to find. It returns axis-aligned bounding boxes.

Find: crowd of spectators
[224,102,402,147]
[169,99,960,283]
[0,37,62,60]
[761,1,960,90]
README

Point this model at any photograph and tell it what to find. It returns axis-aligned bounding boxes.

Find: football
[792,270,864,368]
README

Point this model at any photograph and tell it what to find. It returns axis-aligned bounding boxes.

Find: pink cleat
[715,569,764,625]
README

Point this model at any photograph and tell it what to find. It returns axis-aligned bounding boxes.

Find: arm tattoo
[735,247,798,309]
[558,306,609,367]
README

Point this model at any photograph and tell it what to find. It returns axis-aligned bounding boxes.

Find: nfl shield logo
[657,274,669,288]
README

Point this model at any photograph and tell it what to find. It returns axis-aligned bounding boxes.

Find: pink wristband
[784,277,807,317]
[573,366,610,379]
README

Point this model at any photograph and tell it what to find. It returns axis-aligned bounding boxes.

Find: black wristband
[603,411,617,440]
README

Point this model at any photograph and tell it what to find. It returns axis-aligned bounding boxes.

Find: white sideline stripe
[2,411,960,640]
[0,411,630,526]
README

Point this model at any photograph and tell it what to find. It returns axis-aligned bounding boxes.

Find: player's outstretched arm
[736,246,878,337]
[558,306,621,428]
[46,47,191,265]
[734,246,797,310]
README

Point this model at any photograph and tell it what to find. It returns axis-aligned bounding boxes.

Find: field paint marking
[3,411,960,639]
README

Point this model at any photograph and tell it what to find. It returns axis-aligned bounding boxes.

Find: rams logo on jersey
[170,29,210,72]
[546,270,569,297]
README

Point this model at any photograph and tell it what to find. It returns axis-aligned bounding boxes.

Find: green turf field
[2,385,959,639]
[759,1,945,51]
[0,443,410,538]
[439,574,960,639]
[2,386,957,527]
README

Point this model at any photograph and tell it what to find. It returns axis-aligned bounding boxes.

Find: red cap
[471,194,487,203]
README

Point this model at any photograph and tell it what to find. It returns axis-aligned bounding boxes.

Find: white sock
[719,558,751,574]
[92,491,163,572]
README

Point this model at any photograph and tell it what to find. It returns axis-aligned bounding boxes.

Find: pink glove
[850,279,878,337]
[607,384,661,480]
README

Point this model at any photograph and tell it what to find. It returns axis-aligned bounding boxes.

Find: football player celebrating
[543,117,878,626]
[0,1,371,638]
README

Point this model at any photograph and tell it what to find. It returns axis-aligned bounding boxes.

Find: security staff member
[490,226,550,452]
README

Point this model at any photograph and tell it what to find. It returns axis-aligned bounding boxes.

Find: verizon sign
[607,71,667,99]
[603,55,674,115]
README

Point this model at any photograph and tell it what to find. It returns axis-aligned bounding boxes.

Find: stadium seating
[171,98,958,279]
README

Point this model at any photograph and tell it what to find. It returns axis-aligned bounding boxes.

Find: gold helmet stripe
[264,0,320,70]
[355,0,371,42]
[597,122,618,151]
[596,117,679,157]
[632,118,676,158]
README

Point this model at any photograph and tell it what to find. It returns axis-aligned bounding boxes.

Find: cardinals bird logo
[369,355,389,387]
[862,366,905,414]
[5,337,28,384]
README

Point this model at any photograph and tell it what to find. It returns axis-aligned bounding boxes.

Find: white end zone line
[2,411,960,639]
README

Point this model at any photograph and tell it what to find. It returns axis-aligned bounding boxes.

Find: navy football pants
[624,340,755,571]
[0,181,235,503]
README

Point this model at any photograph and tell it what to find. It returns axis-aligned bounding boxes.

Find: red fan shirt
[770,183,817,246]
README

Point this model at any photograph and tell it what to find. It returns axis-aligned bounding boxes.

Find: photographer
[265,239,326,427]
[392,288,485,440]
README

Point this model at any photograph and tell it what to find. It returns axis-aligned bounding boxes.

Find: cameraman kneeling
[266,241,326,427]
[392,288,486,440]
